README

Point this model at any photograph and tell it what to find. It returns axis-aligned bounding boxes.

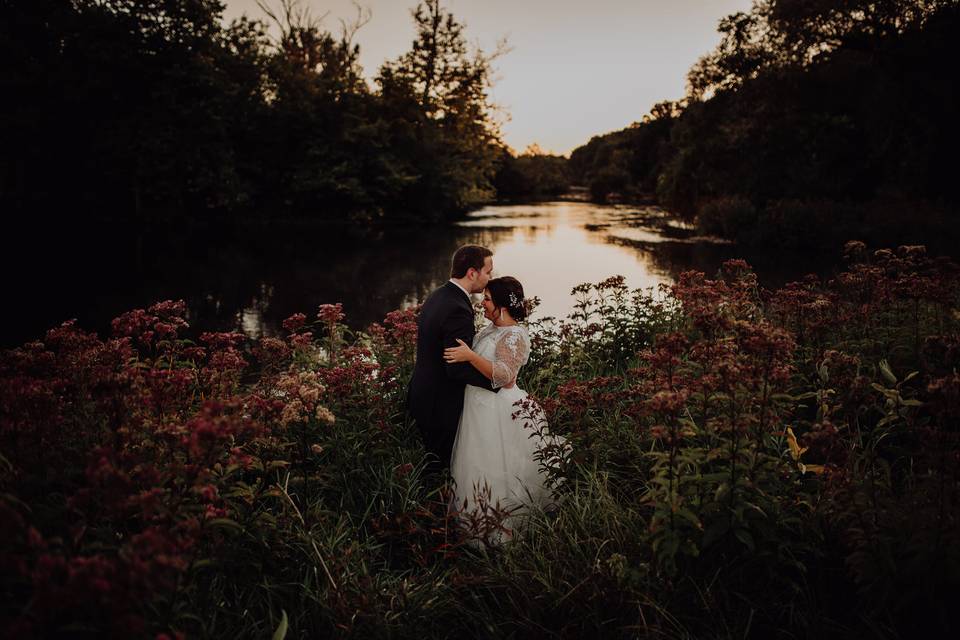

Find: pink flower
[317,303,345,324]
[282,313,308,333]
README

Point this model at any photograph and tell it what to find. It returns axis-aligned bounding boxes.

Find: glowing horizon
[223,0,752,156]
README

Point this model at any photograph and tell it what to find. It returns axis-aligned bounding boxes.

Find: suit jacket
[407,281,496,468]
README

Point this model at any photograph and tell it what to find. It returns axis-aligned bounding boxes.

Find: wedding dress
[450,323,560,529]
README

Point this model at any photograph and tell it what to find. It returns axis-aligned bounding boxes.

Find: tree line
[570,0,960,248]
[0,0,527,224]
[5,0,957,239]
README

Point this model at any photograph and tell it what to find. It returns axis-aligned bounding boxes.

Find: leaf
[700,472,730,483]
[733,528,755,552]
[207,518,244,534]
[879,359,897,385]
[256,512,278,526]
[706,448,727,462]
[676,508,702,530]
[272,610,289,640]
[714,483,730,504]
[785,427,807,461]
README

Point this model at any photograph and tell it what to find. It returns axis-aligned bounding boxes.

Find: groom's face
[469,256,494,293]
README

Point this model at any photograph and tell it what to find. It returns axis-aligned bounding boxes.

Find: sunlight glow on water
[455,202,684,321]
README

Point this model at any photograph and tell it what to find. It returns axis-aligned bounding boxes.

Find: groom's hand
[443,339,473,363]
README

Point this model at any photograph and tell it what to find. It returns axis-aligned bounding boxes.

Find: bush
[695,195,758,241]
[2,244,958,638]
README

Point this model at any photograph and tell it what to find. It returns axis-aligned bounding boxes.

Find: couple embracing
[406,245,555,520]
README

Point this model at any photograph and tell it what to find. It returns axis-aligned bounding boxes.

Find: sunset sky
[223,0,753,156]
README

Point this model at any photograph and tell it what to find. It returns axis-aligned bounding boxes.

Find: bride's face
[481,289,498,322]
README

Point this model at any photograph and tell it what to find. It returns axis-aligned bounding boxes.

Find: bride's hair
[486,277,527,321]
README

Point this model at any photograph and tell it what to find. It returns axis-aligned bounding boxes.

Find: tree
[492,146,571,200]
[376,0,506,218]
[687,0,953,99]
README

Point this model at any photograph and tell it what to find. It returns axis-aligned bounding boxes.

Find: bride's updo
[486,276,528,321]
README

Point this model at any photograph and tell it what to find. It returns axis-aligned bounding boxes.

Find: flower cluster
[275,369,334,426]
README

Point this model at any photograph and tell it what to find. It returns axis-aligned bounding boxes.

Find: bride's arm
[445,332,524,389]
[443,339,494,381]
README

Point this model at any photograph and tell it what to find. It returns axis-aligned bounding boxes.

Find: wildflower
[843,240,867,261]
[897,244,927,260]
[315,406,336,425]
[199,332,246,351]
[597,275,626,291]
[646,389,690,414]
[256,337,291,366]
[148,300,187,320]
[649,425,669,440]
[720,258,756,287]
[204,505,228,519]
[300,384,320,405]
[317,303,345,324]
[228,446,253,468]
[289,332,314,350]
[280,399,306,426]
[282,313,308,333]
[182,400,261,459]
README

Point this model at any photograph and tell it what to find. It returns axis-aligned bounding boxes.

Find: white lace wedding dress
[450,323,559,525]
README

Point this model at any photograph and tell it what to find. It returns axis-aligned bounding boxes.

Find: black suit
[407,281,496,469]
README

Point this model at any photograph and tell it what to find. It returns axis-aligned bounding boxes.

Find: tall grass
[2,243,957,638]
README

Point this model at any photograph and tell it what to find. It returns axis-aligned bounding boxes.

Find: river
[6,202,842,348]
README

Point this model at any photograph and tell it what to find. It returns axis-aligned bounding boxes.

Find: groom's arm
[442,308,498,392]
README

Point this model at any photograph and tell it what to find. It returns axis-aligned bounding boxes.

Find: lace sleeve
[473,322,497,349]
[491,327,530,389]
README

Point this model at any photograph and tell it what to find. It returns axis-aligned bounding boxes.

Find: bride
[443,276,559,530]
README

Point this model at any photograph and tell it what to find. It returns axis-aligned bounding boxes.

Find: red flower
[317,303,345,324]
[282,312,308,333]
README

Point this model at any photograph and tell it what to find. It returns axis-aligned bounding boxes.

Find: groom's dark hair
[450,244,493,278]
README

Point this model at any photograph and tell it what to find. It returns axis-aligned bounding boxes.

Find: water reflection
[457,203,677,321]
[6,202,844,348]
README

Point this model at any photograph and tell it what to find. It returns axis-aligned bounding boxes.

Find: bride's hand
[443,339,473,363]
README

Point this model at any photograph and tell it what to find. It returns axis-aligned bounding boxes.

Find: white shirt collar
[448,279,472,300]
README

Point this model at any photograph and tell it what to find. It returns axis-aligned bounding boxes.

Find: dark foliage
[570,0,960,246]
[492,145,572,201]
[569,101,681,203]
[0,0,503,224]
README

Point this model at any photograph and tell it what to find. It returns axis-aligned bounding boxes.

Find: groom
[408,244,499,471]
